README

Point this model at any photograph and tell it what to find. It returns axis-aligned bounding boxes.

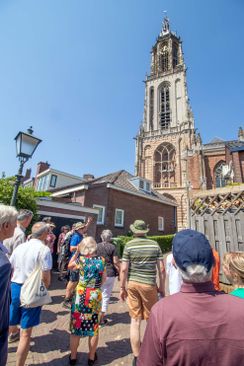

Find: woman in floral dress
[68,236,106,366]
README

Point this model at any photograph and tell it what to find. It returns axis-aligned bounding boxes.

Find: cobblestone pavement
[7,273,141,366]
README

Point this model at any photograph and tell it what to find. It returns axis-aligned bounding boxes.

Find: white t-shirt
[10,238,52,284]
[166,253,182,295]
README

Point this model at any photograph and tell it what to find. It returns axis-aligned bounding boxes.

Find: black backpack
[62,233,74,260]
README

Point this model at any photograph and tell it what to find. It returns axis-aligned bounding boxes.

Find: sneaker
[8,331,20,343]
[62,298,72,309]
[132,356,137,366]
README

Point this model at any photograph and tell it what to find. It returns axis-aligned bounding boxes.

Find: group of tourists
[1,203,244,366]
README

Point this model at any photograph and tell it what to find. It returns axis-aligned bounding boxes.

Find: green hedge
[112,234,174,257]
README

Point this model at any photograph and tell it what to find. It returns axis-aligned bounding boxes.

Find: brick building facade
[51,170,177,240]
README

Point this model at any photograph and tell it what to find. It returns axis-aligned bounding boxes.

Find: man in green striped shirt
[120,220,165,366]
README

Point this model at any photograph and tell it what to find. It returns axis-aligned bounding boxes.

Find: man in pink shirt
[138,229,244,366]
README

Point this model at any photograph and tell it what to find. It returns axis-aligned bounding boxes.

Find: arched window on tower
[214,161,226,188]
[159,83,171,129]
[173,43,179,68]
[160,44,169,72]
[149,87,154,129]
[154,142,176,188]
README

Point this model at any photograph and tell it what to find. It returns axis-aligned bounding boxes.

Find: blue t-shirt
[69,232,83,257]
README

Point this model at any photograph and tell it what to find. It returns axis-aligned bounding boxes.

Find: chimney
[36,161,50,175]
[23,168,32,181]
[238,127,244,142]
[83,174,95,181]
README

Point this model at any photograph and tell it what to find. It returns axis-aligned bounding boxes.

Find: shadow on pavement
[49,294,66,305]
[28,353,70,366]
[41,308,69,323]
[8,344,17,354]
[106,311,130,326]
[30,329,69,353]
[109,296,119,304]
[96,338,131,365]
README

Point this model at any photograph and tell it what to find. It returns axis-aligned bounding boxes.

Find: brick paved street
[7,273,138,366]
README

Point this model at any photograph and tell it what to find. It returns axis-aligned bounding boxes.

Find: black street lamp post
[10,127,42,207]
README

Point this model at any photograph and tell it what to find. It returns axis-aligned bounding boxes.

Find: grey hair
[79,236,97,256]
[0,204,18,229]
[17,209,33,221]
[101,229,113,242]
[179,264,212,283]
[31,222,49,239]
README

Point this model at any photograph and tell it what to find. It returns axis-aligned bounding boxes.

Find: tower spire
[160,12,170,36]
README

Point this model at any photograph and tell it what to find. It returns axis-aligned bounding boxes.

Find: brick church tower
[135,17,203,229]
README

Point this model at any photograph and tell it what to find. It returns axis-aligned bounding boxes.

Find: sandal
[88,352,97,365]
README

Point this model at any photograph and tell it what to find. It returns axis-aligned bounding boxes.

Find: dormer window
[50,174,57,188]
[130,177,152,193]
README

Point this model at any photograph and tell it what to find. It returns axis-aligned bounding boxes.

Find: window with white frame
[50,174,57,188]
[37,178,42,191]
[37,176,48,191]
[114,208,124,227]
[93,205,105,225]
[158,216,164,231]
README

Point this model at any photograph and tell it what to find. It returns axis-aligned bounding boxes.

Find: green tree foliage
[0,177,50,220]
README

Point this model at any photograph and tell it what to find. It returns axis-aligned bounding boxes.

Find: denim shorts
[10,282,42,329]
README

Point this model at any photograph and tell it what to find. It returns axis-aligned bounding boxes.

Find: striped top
[122,237,163,285]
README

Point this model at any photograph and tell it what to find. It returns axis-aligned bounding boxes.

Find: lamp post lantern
[10,127,42,207]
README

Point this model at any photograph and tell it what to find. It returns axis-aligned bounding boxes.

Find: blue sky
[0,0,243,179]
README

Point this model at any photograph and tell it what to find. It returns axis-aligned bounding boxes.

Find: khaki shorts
[127,281,158,320]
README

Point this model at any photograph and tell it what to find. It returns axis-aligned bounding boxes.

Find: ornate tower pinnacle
[160,15,170,36]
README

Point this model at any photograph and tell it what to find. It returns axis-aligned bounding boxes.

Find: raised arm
[83,216,93,233]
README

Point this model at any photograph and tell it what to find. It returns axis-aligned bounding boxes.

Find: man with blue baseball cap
[138,229,244,366]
